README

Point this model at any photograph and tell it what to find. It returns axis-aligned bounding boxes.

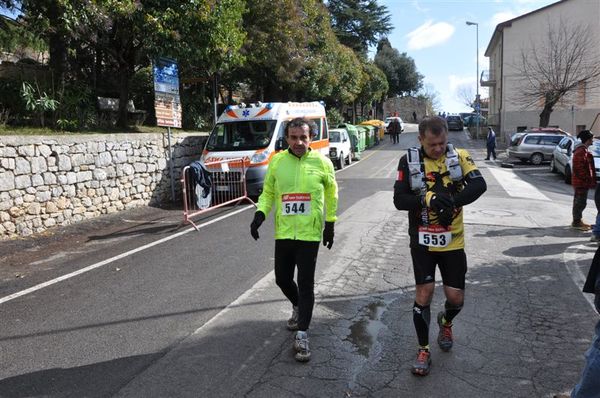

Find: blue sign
[153,57,180,95]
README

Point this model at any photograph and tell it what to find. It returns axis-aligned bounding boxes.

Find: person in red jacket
[571,130,596,230]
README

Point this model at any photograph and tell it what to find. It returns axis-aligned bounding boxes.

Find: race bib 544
[281,193,311,216]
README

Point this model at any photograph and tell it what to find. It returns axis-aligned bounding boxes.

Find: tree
[456,84,475,109]
[514,19,600,127]
[19,0,245,128]
[236,0,311,101]
[416,84,441,116]
[327,0,392,54]
[356,60,388,118]
[374,38,423,97]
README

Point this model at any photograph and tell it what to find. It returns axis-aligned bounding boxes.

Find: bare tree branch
[513,18,600,126]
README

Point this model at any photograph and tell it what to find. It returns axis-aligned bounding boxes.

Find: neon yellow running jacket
[257,149,338,241]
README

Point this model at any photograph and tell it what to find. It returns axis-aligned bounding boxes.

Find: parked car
[384,117,404,134]
[551,136,600,184]
[328,128,353,169]
[446,115,464,131]
[507,128,569,165]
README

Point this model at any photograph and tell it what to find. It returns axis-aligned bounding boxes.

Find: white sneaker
[286,306,299,331]
[293,331,311,362]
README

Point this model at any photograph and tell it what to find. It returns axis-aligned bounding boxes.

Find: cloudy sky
[378,0,558,113]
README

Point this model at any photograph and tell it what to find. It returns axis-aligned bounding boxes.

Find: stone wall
[0,132,207,240]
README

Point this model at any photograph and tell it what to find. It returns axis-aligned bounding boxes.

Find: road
[0,124,598,397]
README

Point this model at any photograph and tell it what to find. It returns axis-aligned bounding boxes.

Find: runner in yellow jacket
[250,117,338,362]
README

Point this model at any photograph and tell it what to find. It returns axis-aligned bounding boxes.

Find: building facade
[483,0,600,143]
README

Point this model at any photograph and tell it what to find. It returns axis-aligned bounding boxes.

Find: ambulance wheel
[337,154,344,170]
[346,152,352,165]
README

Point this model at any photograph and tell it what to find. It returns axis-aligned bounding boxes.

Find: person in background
[571,130,596,231]
[413,111,418,123]
[388,118,401,144]
[249,117,338,363]
[485,127,497,160]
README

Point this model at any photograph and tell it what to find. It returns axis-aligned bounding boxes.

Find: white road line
[3,143,383,305]
[487,167,551,201]
[0,205,255,305]
[563,243,597,311]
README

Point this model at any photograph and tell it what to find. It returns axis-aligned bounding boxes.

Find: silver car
[550,136,600,184]
[507,130,568,165]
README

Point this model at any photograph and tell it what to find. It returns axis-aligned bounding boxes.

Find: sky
[376,0,558,113]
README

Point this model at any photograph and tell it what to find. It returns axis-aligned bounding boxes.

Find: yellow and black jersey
[393,146,486,251]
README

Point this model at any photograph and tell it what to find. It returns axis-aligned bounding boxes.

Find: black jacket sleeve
[454,170,487,207]
[393,155,422,211]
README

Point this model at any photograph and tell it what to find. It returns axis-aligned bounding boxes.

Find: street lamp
[466,21,480,139]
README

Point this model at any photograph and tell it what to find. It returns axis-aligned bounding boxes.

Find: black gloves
[323,221,334,249]
[428,194,454,229]
[429,194,454,214]
[250,211,265,240]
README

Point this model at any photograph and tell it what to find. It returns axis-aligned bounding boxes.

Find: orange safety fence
[181,157,256,230]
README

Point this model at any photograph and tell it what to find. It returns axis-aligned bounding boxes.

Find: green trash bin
[338,123,363,160]
[360,125,376,148]
[354,125,369,151]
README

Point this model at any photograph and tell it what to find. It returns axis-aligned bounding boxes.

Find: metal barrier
[181,158,256,230]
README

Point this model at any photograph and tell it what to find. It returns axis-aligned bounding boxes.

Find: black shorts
[410,248,467,289]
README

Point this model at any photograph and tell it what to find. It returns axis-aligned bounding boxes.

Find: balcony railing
[480,70,496,86]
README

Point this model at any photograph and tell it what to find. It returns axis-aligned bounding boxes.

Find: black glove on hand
[323,222,335,250]
[438,209,454,228]
[250,211,265,241]
[430,194,454,214]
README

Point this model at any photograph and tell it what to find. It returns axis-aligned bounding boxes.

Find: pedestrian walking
[388,118,401,144]
[571,130,596,231]
[393,116,487,376]
[485,127,497,160]
[249,117,338,362]
[413,111,418,123]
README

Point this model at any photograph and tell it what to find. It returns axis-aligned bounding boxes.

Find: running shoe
[571,221,592,231]
[411,348,431,376]
[286,305,299,331]
[437,311,453,352]
[293,331,311,362]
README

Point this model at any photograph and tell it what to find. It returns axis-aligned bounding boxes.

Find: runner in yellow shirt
[250,117,338,362]
[393,116,487,376]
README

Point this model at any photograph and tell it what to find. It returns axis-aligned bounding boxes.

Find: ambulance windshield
[206,120,277,151]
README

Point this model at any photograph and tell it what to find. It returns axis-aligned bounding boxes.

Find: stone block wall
[0,132,207,240]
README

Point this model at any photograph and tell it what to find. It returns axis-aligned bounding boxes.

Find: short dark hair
[418,116,448,137]
[285,117,318,138]
[578,129,594,142]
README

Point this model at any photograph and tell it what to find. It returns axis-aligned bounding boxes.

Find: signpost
[153,57,181,202]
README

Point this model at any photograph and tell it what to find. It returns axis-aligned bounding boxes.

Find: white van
[201,102,329,197]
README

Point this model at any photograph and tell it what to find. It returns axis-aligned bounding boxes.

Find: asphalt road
[0,125,598,397]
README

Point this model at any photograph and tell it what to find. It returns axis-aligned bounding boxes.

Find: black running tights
[274,239,320,331]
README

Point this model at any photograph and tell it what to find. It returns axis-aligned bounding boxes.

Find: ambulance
[201,101,329,197]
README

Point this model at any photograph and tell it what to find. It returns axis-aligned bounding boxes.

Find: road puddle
[345,300,387,358]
